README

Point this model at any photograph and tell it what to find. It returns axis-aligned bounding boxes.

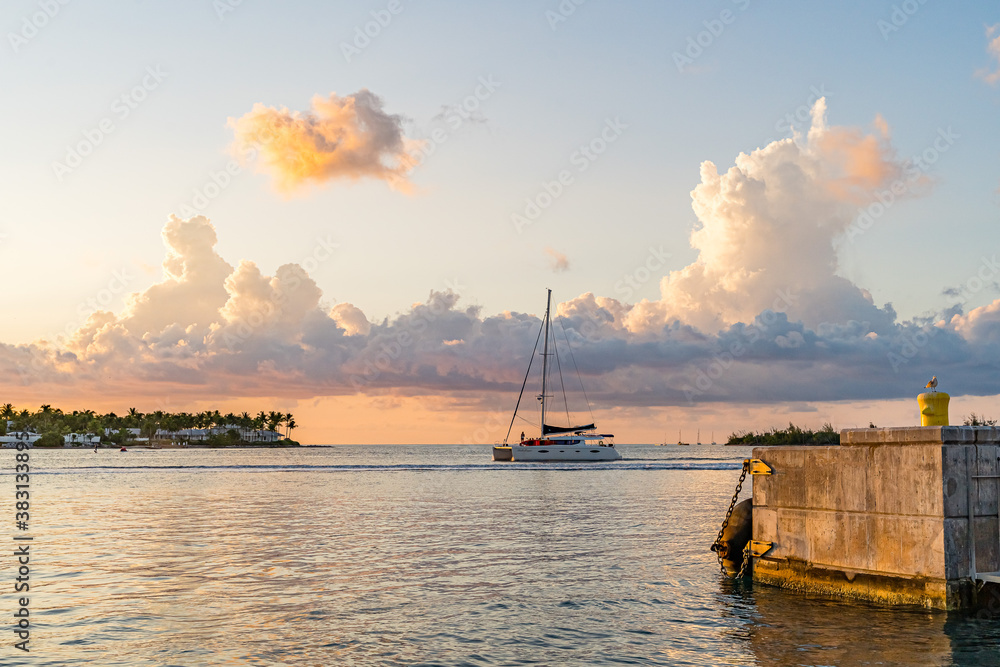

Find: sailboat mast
[539,288,552,438]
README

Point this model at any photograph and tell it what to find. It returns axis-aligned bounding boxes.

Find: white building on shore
[153,425,284,442]
[1,428,101,448]
[0,431,40,447]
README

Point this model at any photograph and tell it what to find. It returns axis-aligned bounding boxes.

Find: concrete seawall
[752,426,1000,609]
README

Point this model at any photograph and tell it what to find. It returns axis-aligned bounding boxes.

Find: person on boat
[520,431,525,442]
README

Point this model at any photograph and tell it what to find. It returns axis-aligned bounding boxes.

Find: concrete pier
[752,426,1000,609]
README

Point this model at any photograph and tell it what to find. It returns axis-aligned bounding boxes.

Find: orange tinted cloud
[228,89,424,194]
[544,247,569,272]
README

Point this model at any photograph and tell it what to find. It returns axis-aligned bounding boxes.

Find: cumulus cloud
[122,216,233,339]
[979,24,1000,85]
[330,303,372,337]
[228,89,424,194]
[624,99,903,335]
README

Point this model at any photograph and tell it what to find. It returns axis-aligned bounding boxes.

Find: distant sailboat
[492,289,621,462]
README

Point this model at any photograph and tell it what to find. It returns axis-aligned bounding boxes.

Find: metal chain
[713,459,750,575]
[737,541,752,579]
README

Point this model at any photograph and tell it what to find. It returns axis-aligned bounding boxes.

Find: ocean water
[4,444,1000,666]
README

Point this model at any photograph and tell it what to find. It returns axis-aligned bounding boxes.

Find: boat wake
[31,461,743,474]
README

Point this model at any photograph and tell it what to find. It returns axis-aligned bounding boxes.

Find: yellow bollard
[918,392,950,426]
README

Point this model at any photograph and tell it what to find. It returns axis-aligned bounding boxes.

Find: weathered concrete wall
[752,426,1000,609]
[941,441,1000,583]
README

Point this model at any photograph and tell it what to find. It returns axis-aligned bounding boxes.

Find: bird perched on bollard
[926,376,938,392]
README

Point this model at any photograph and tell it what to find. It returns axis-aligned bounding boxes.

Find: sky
[2,1,1000,444]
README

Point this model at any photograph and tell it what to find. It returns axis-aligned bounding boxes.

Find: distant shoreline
[35,440,305,450]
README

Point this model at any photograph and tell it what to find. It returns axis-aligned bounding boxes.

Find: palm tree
[140,416,158,441]
[2,404,18,435]
[17,409,31,431]
[86,417,104,440]
[255,411,267,441]
[103,412,120,430]
[285,416,297,440]
[34,404,55,433]
[266,411,283,438]
[240,412,251,441]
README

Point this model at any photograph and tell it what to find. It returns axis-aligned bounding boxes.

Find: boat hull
[510,444,621,462]
[492,446,513,461]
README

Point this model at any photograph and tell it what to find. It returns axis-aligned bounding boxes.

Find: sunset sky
[2,1,1000,444]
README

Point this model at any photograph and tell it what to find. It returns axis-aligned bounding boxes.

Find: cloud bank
[228,89,424,194]
[6,102,1000,413]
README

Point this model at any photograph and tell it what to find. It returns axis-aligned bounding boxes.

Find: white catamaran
[492,289,621,463]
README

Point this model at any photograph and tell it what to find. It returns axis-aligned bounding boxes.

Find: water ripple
[7,445,999,665]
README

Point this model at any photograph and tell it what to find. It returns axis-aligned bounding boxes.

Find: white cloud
[979,24,1000,85]
[624,99,903,335]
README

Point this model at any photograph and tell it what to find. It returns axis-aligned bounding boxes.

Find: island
[0,404,300,448]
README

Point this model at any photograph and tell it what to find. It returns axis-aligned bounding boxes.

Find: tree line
[726,415,999,446]
[1,404,298,445]
[726,422,840,446]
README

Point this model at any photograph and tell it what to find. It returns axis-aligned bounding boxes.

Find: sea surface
[3,444,1000,666]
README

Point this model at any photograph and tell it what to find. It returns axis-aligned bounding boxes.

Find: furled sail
[542,423,595,435]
